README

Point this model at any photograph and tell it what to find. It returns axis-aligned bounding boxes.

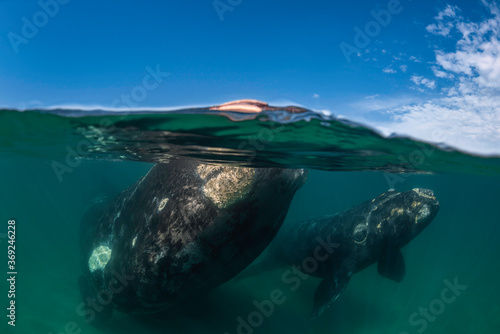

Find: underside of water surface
[1,101,499,334]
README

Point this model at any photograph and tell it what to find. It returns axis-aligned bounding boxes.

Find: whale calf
[79,160,307,319]
[239,188,439,317]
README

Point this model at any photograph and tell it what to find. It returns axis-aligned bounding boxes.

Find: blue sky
[0,0,499,154]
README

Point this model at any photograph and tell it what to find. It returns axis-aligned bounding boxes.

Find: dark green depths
[78,160,307,320]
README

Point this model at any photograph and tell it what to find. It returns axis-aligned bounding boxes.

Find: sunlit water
[1,104,499,334]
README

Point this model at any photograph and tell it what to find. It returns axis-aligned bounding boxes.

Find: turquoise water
[1,105,500,333]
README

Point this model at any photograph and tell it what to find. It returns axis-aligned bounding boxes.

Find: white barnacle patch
[158,198,169,211]
[416,204,430,224]
[412,188,436,200]
[376,218,388,231]
[88,245,112,273]
[197,164,255,209]
[391,208,404,216]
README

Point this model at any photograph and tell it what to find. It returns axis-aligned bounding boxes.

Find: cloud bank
[378,1,500,155]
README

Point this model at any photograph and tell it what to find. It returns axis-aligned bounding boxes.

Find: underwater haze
[1,105,500,334]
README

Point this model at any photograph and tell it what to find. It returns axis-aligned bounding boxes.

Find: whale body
[79,160,307,319]
[239,188,439,317]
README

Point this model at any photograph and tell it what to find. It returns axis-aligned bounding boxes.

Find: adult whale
[78,160,307,320]
[239,188,439,317]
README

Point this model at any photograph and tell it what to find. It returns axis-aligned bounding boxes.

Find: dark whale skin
[241,188,440,317]
[80,160,307,315]
[270,188,439,275]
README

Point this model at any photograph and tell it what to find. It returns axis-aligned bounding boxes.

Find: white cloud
[435,39,500,89]
[313,93,320,98]
[409,56,422,63]
[426,23,453,36]
[369,1,500,155]
[431,66,453,78]
[399,65,408,73]
[426,5,460,36]
[436,4,459,20]
[383,67,397,73]
[410,75,436,89]
[427,1,500,90]
[381,91,500,154]
[350,95,422,113]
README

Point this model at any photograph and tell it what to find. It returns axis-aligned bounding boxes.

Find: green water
[1,107,500,333]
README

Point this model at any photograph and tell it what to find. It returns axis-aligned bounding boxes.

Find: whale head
[349,188,439,282]
[365,188,439,249]
[376,188,439,248]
